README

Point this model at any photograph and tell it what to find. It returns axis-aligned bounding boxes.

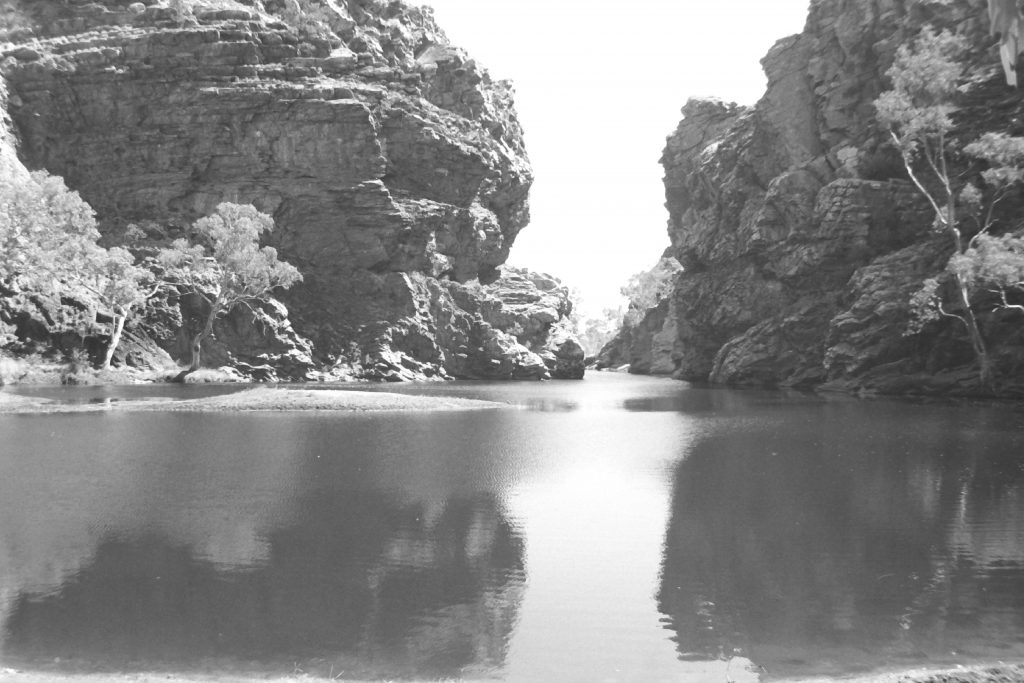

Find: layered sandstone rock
[606,0,1024,395]
[445,268,585,380]
[0,0,583,380]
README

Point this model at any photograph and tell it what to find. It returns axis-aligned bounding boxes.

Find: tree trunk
[954,272,993,388]
[949,217,994,389]
[101,313,127,371]
[189,310,217,372]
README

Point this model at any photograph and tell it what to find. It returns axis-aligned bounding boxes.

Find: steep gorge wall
[618,0,1024,396]
[0,0,582,380]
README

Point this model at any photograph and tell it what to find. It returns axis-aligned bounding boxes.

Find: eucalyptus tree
[875,28,1024,386]
[0,166,155,364]
[157,203,302,372]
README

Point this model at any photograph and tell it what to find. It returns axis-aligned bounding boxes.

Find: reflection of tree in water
[656,402,1024,678]
[3,492,524,680]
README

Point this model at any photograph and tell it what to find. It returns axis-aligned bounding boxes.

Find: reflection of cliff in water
[0,411,530,679]
[657,400,1024,678]
[3,491,524,679]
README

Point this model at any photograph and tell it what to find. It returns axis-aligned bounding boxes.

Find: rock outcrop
[595,297,677,375]
[607,0,1024,396]
[0,0,583,381]
[445,268,585,380]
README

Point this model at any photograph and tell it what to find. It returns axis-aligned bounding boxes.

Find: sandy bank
[0,674,381,683]
[0,387,505,414]
[0,392,44,410]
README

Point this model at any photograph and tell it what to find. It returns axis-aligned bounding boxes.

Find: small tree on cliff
[875,28,1024,387]
[157,203,302,372]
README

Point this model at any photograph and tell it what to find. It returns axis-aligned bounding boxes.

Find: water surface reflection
[658,399,1024,679]
[0,412,529,679]
[5,495,522,679]
[2,375,1024,682]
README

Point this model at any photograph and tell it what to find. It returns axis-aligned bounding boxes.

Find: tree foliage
[951,232,1024,312]
[0,167,154,363]
[875,27,1024,386]
[875,28,966,150]
[620,257,681,327]
[80,246,159,369]
[2,171,303,374]
[569,288,624,355]
[157,203,302,371]
[0,167,100,289]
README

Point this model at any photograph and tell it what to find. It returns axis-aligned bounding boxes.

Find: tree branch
[969,192,1005,249]
[893,132,947,223]
[998,288,1024,313]
[936,297,970,331]
[938,130,952,196]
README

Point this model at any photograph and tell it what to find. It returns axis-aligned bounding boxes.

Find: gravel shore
[0,387,505,414]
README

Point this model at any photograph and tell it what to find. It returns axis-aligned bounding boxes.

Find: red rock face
[610,0,1024,395]
[0,1,581,380]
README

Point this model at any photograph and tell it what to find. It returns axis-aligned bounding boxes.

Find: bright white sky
[421,0,811,315]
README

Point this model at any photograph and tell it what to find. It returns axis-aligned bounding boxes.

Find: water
[2,374,1024,681]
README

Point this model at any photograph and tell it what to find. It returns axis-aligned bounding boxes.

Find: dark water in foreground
[2,374,1024,682]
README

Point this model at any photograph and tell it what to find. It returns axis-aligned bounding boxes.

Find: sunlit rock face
[612,0,1024,395]
[0,0,581,379]
[445,268,585,380]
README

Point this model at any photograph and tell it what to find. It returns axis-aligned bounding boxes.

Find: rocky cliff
[608,0,1024,396]
[0,0,582,381]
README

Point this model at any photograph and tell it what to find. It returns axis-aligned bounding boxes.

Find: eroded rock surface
[0,0,583,380]
[604,0,1024,395]
[446,268,585,380]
